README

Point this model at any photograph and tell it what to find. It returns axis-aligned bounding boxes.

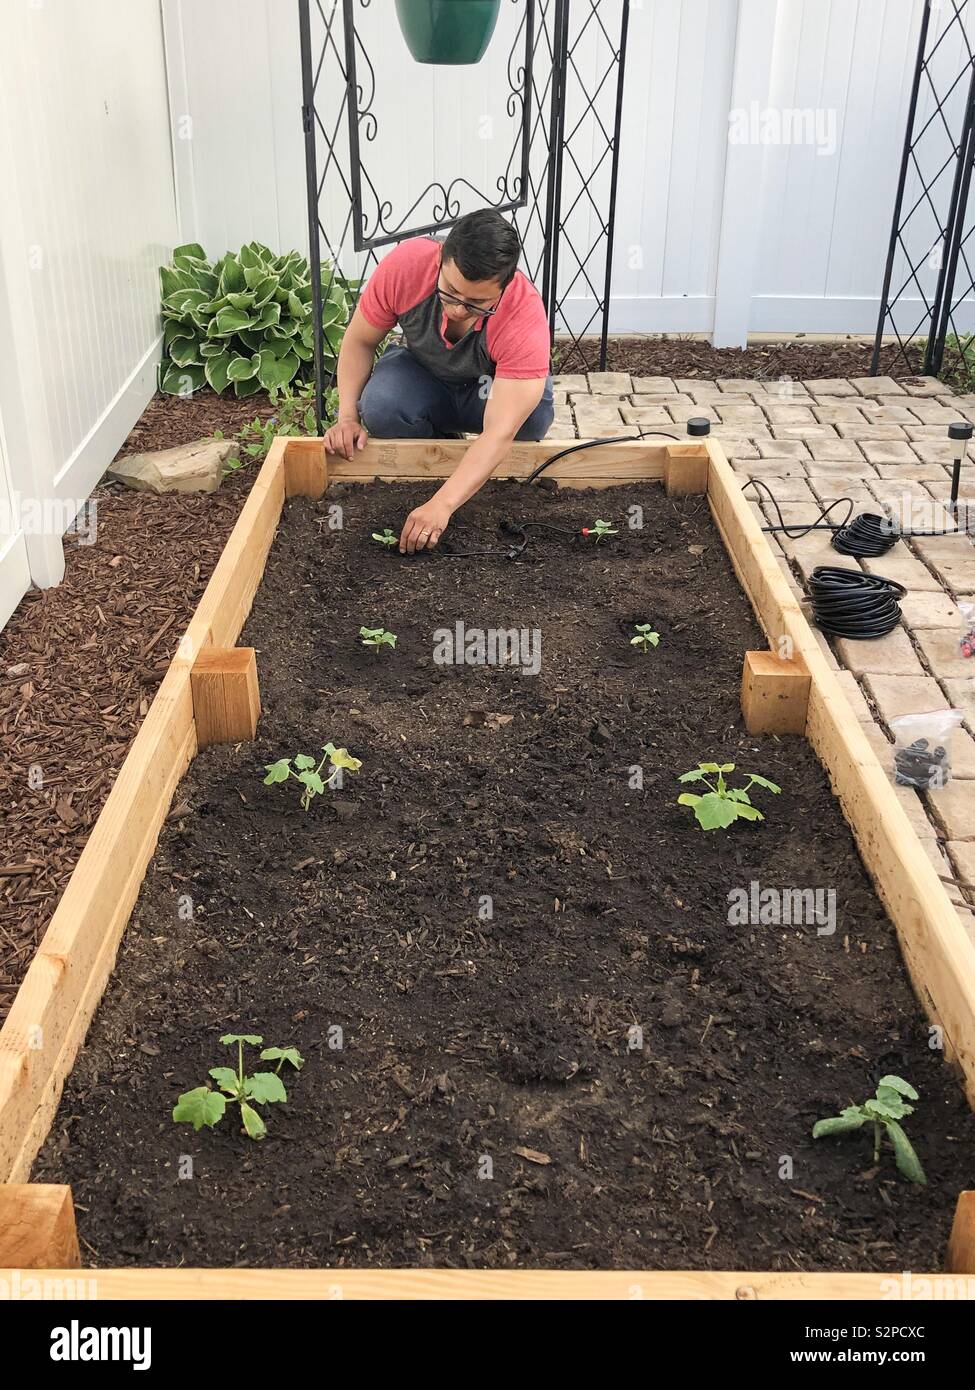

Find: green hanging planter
[394,0,502,66]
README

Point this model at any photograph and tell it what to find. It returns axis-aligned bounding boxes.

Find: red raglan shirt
[358,236,551,382]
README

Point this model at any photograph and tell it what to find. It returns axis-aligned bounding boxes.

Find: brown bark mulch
[0,391,281,1023]
[570,337,924,383]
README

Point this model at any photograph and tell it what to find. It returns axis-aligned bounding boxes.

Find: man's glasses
[436,281,501,317]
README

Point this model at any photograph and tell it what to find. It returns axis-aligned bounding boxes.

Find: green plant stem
[873,1121,881,1166]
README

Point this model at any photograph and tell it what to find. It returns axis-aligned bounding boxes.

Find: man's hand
[323,415,368,461]
[400,497,453,554]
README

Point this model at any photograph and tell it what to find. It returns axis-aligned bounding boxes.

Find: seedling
[581,519,618,543]
[812,1076,926,1185]
[172,1033,305,1141]
[677,762,780,831]
[372,528,397,548]
[264,743,362,811]
[631,624,660,652]
[360,625,397,650]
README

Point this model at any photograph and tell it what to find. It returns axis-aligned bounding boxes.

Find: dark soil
[571,336,924,383]
[34,481,975,1272]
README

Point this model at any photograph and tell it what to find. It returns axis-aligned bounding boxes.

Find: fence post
[711,0,779,349]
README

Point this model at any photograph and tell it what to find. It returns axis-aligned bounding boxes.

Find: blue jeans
[358,344,554,440]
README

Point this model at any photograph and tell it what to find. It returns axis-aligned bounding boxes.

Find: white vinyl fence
[163,0,959,344]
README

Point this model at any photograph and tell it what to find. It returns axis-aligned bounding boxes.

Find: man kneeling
[323,209,553,553]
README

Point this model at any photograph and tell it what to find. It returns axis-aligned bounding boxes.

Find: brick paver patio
[551,371,975,940]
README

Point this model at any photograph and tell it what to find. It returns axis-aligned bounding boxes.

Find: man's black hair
[441,209,522,288]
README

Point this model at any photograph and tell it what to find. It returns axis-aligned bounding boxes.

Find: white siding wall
[0,0,178,599]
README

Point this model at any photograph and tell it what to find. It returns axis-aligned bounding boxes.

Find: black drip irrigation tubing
[741,477,974,639]
[415,430,685,561]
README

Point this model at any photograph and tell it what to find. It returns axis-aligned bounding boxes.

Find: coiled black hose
[806,566,906,638]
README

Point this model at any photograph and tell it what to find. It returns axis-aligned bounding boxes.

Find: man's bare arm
[323,307,387,460]
[399,377,546,553]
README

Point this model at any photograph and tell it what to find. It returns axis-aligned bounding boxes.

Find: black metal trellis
[872,0,975,379]
[298,0,629,431]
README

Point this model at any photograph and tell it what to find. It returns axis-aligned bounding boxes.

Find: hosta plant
[264,743,362,811]
[159,241,359,397]
[813,1076,926,1185]
[631,624,660,652]
[360,626,397,650]
[173,1034,304,1141]
[677,762,780,831]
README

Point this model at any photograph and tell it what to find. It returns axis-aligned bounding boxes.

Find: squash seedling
[813,1076,926,1185]
[581,519,618,543]
[264,742,362,811]
[631,624,660,652]
[172,1033,305,1141]
[372,528,397,548]
[360,625,397,651]
[677,762,780,831]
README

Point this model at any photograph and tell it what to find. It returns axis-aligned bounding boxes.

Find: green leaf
[263,758,292,784]
[159,362,205,396]
[260,1047,305,1071]
[293,753,316,770]
[731,802,763,821]
[173,1086,226,1130]
[254,300,283,330]
[239,1101,267,1140]
[245,1072,288,1104]
[257,347,299,391]
[296,770,325,796]
[324,744,362,773]
[220,1033,264,1047]
[215,307,254,336]
[168,335,203,368]
[204,351,232,395]
[225,291,256,311]
[208,1066,240,1095]
[227,353,259,383]
[677,792,701,807]
[747,773,781,794]
[678,769,709,784]
[812,1113,867,1138]
[866,1096,912,1121]
[174,241,207,261]
[690,793,739,831]
[886,1120,926,1184]
[219,255,247,295]
[878,1075,919,1102]
[234,377,263,398]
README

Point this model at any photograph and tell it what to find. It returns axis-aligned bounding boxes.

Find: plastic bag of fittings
[890,710,965,790]
[959,602,975,660]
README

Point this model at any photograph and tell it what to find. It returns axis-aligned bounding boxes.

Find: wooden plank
[947,1191,975,1273]
[284,435,669,481]
[0,662,195,1183]
[192,441,286,648]
[284,439,327,499]
[0,1185,79,1268]
[664,442,710,495]
[0,1266,958,1300]
[741,650,811,735]
[0,444,289,1183]
[192,647,260,749]
[707,438,975,1099]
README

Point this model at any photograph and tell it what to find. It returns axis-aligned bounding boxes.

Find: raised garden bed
[2,436,974,1298]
